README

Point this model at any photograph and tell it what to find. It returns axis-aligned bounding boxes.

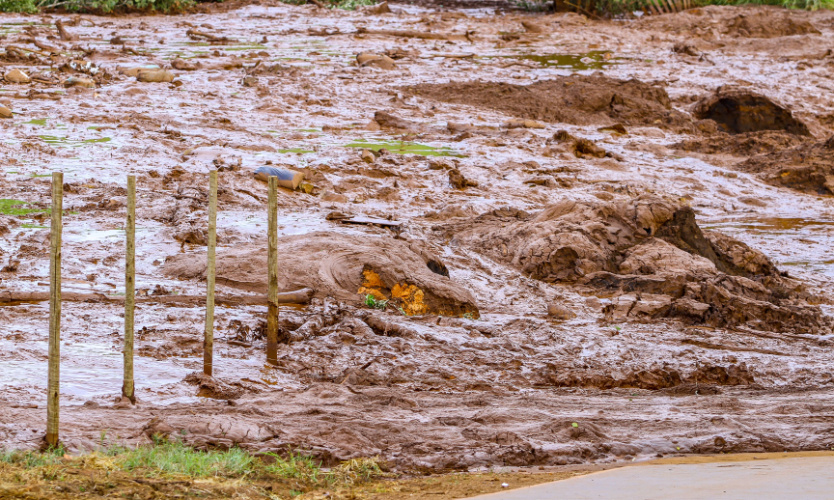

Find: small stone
[171,58,198,71]
[547,303,576,321]
[4,69,30,84]
[64,76,95,89]
[361,148,375,163]
[356,52,396,70]
[137,69,175,83]
[0,105,12,119]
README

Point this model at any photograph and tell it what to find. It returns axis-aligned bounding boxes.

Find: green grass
[116,442,256,477]
[0,199,45,216]
[363,294,388,310]
[0,0,195,13]
[0,447,65,468]
[278,0,377,9]
[345,139,465,158]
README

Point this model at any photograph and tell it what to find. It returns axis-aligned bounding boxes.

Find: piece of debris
[357,52,397,70]
[4,69,30,84]
[254,166,305,190]
[136,69,175,83]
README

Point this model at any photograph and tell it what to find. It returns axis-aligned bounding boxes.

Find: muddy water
[2,2,834,470]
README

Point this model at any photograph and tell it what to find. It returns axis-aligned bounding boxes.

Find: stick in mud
[204,170,217,377]
[46,172,63,447]
[123,175,136,403]
[267,175,279,365]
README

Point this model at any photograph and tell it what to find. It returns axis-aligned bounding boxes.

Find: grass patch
[0,0,195,14]
[0,199,45,216]
[345,139,465,158]
[278,0,377,9]
[0,441,393,499]
[363,294,388,310]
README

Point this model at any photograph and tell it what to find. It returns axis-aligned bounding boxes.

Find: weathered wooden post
[204,170,217,376]
[46,172,63,447]
[123,175,136,403]
[267,176,279,365]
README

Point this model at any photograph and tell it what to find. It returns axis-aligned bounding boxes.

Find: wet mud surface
[3,2,834,472]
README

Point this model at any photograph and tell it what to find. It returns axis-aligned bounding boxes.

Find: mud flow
[3,1,834,473]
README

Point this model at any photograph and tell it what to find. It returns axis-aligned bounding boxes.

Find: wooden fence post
[46,172,63,447]
[267,176,279,365]
[204,170,217,377]
[123,175,136,403]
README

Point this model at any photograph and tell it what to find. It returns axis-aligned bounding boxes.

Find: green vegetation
[345,139,466,158]
[0,0,195,14]
[363,294,388,310]
[0,199,45,216]
[278,0,377,9]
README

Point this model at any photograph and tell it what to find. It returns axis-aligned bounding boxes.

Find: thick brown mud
[2,2,834,473]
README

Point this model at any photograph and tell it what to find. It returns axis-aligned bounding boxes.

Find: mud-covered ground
[3,2,834,472]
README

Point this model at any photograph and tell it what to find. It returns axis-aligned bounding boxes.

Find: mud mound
[693,88,810,136]
[724,10,819,38]
[163,232,479,318]
[673,130,806,157]
[738,136,834,195]
[536,362,754,390]
[447,196,830,333]
[406,75,692,131]
[636,6,820,39]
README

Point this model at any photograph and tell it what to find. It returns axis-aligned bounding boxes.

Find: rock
[504,118,545,129]
[143,417,175,440]
[0,106,12,119]
[64,76,95,89]
[321,191,349,203]
[4,69,30,84]
[521,20,543,33]
[547,303,575,321]
[171,58,199,70]
[367,1,391,14]
[136,69,175,83]
[242,76,258,87]
[449,168,478,189]
[574,138,607,158]
[672,42,700,57]
[693,87,810,136]
[361,148,376,163]
[357,53,396,70]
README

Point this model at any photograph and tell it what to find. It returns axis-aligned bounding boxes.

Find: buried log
[0,288,314,306]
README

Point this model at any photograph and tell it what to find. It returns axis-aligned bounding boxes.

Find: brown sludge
[3,1,834,480]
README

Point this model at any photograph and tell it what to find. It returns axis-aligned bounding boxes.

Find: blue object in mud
[254,166,303,189]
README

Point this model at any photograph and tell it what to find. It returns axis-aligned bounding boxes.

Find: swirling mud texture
[3,1,834,477]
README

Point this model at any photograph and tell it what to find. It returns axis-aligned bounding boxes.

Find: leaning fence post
[46,172,63,447]
[267,176,279,365]
[204,170,217,377]
[123,175,136,403]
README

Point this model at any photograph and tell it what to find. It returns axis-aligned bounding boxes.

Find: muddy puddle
[2,2,834,471]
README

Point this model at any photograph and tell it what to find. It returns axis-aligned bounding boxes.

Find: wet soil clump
[673,130,806,157]
[738,136,834,196]
[164,232,479,318]
[636,6,821,39]
[407,75,692,131]
[692,88,811,136]
[448,195,830,333]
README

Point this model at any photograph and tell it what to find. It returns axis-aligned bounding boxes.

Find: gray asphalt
[466,456,834,500]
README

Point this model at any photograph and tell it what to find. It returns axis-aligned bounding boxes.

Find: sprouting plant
[363,294,388,310]
[463,312,476,320]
